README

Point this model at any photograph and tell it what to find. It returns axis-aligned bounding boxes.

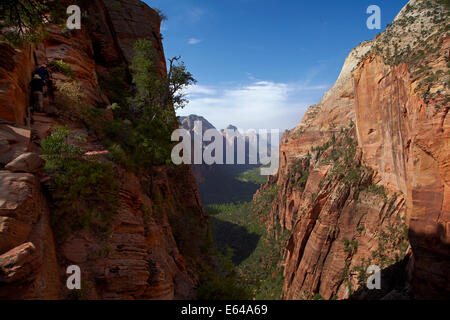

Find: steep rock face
[0,0,209,300]
[0,44,35,124]
[0,172,60,299]
[262,127,410,300]
[83,0,166,73]
[53,163,207,300]
[0,121,31,166]
[273,41,374,232]
[36,25,108,108]
[353,52,449,299]
[101,0,166,70]
[258,0,449,299]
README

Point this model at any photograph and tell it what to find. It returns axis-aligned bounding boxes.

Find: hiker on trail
[30,74,45,113]
[34,64,54,102]
[35,65,50,81]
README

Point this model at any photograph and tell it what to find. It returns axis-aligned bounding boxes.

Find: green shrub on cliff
[42,126,118,237]
[41,126,83,169]
[49,59,75,78]
[99,39,196,168]
[365,184,388,200]
[53,80,87,121]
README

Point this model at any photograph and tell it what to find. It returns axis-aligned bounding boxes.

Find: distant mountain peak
[179,114,216,131]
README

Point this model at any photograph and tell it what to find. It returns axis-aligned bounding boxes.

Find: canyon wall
[354,50,449,298]
[257,0,449,299]
[0,0,209,300]
[0,44,35,124]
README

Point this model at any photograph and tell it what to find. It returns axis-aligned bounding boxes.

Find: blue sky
[145,0,409,131]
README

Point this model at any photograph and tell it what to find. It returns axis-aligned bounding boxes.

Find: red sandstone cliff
[256,0,449,299]
[0,0,209,300]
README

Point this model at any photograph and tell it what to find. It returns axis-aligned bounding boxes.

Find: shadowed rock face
[0,0,209,300]
[0,122,31,166]
[0,44,35,124]
[82,0,166,74]
[257,0,449,300]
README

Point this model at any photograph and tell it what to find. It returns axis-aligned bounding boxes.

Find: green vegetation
[97,64,131,115]
[292,171,309,191]
[236,167,267,185]
[111,1,121,10]
[313,124,371,190]
[42,126,118,238]
[53,80,86,120]
[343,239,358,255]
[367,0,449,103]
[99,39,196,169]
[364,184,388,200]
[310,122,393,201]
[290,158,310,191]
[253,185,279,215]
[67,279,90,300]
[49,59,75,79]
[50,39,195,171]
[340,209,409,293]
[206,201,289,300]
[294,123,411,296]
[197,249,252,300]
[196,165,264,205]
[353,215,409,289]
[370,215,409,268]
[53,80,111,136]
[0,0,65,46]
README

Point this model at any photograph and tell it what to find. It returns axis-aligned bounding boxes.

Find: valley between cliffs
[0,0,448,301]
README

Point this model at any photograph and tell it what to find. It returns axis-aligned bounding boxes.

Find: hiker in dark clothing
[35,65,50,81]
[34,64,54,102]
[30,74,45,113]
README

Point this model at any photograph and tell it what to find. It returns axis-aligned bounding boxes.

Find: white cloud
[178,81,329,132]
[187,84,216,95]
[188,38,203,45]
